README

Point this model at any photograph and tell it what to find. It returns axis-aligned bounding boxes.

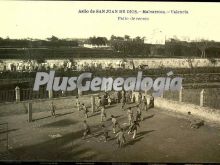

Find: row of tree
[0,36,78,48]
[109,35,150,55]
[109,35,220,58]
[86,37,108,46]
[1,35,220,58]
[164,39,220,58]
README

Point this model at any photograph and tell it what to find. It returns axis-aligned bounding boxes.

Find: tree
[87,36,108,46]
[124,35,130,41]
[47,35,59,42]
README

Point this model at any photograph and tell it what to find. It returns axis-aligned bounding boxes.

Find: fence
[0,90,15,103]
[20,87,48,101]
[0,123,8,153]
[0,85,219,110]
[163,87,220,110]
[0,86,100,103]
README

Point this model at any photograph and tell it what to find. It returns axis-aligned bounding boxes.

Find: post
[48,90,53,99]
[78,89,82,96]
[91,96,95,113]
[200,89,205,107]
[62,90,66,97]
[161,92,164,98]
[179,86,183,102]
[6,123,8,150]
[28,102,32,122]
[15,86,20,102]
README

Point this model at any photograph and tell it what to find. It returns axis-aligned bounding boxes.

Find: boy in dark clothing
[136,105,143,122]
[132,94,136,103]
[149,94,154,109]
[121,96,126,110]
[128,120,140,139]
[137,92,142,105]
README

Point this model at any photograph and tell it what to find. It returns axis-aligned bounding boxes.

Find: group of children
[49,91,155,148]
[82,91,155,148]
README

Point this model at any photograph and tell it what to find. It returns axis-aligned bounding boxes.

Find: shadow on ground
[33,111,74,122]
[40,119,77,127]
[126,130,155,146]
[0,128,19,134]
[4,124,102,161]
[143,114,155,121]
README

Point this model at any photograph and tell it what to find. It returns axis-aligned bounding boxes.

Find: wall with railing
[162,88,220,110]
[0,86,98,103]
[0,85,219,110]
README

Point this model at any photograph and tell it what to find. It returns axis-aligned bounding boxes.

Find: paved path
[0,102,220,162]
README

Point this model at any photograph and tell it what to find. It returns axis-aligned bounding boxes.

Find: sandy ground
[0,102,220,162]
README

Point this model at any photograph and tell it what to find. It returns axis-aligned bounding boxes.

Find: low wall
[155,97,220,124]
[0,94,97,117]
[1,58,220,71]
[132,91,220,123]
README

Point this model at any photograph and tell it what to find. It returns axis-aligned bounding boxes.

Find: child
[82,120,91,139]
[107,95,112,106]
[128,120,140,139]
[115,91,119,104]
[81,103,89,118]
[132,94,136,103]
[100,106,106,122]
[126,92,131,103]
[76,96,80,111]
[188,111,204,129]
[137,92,142,105]
[127,107,134,126]
[149,94,154,109]
[115,128,126,148]
[101,124,109,142]
[111,115,119,134]
[142,96,148,111]
[50,101,56,117]
[136,105,143,122]
[121,96,126,110]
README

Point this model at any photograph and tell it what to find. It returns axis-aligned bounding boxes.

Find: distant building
[83,44,110,48]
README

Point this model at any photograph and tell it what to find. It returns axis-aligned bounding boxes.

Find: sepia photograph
[0,1,220,163]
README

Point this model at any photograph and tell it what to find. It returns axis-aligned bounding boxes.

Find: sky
[0,1,220,42]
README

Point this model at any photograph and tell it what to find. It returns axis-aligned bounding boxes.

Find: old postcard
[0,1,219,163]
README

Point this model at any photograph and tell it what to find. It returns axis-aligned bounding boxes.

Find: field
[0,98,220,162]
[0,47,124,59]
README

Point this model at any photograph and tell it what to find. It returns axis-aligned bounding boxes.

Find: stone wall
[1,58,220,71]
[154,97,220,124]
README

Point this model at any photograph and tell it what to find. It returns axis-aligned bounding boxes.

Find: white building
[83,44,110,48]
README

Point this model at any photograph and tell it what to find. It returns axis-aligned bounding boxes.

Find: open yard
[0,100,220,162]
